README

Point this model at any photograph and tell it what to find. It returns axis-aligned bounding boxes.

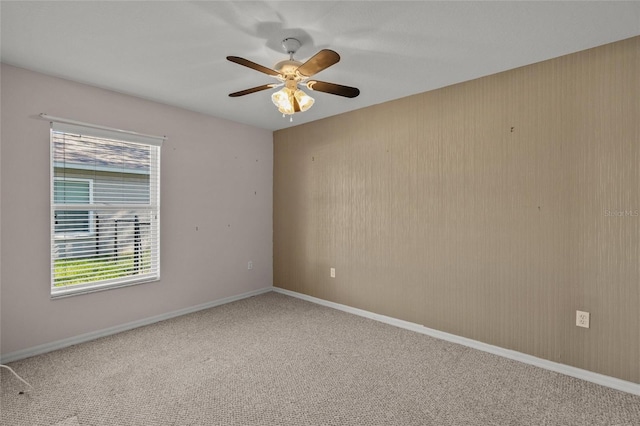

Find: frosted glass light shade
[271,88,294,114]
[294,89,314,111]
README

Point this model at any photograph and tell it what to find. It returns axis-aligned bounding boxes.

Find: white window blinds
[50,119,162,298]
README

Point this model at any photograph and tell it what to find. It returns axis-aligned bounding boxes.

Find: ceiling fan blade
[296,49,340,77]
[306,80,360,98]
[227,56,279,76]
[229,84,278,97]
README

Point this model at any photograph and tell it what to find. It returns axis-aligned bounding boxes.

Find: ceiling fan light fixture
[271,87,314,115]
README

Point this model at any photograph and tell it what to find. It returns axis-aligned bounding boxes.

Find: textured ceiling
[1,1,639,131]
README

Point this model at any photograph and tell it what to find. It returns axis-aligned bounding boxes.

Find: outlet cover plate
[576,310,590,328]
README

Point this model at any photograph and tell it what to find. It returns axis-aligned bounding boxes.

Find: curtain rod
[39,113,167,142]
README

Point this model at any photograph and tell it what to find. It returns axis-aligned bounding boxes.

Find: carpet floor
[1,292,639,425]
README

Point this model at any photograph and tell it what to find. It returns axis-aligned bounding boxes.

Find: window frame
[49,119,163,299]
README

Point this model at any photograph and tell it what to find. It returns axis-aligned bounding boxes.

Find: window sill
[51,274,159,299]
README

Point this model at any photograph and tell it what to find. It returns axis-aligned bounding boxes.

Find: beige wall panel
[274,36,639,383]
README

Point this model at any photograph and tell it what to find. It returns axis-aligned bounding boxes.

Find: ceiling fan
[227,38,360,120]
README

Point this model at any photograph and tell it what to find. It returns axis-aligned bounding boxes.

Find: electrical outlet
[576,310,590,328]
[330,267,335,278]
[247,261,253,270]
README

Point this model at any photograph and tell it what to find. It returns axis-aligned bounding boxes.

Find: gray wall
[1,63,273,356]
[273,37,640,383]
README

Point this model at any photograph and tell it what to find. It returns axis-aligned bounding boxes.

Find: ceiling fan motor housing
[274,59,303,75]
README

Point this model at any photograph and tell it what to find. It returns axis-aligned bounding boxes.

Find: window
[50,119,162,298]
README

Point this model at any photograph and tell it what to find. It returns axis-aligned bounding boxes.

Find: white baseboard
[273,287,640,396]
[0,287,272,364]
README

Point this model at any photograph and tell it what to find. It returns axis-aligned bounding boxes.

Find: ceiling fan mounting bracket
[282,38,301,58]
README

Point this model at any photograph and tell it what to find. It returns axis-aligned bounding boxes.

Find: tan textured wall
[273,36,640,383]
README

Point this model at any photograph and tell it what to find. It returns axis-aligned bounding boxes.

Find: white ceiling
[1,1,639,131]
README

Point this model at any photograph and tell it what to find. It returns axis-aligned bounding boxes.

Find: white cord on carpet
[1,364,34,392]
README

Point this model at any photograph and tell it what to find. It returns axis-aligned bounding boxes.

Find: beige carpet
[1,292,639,425]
